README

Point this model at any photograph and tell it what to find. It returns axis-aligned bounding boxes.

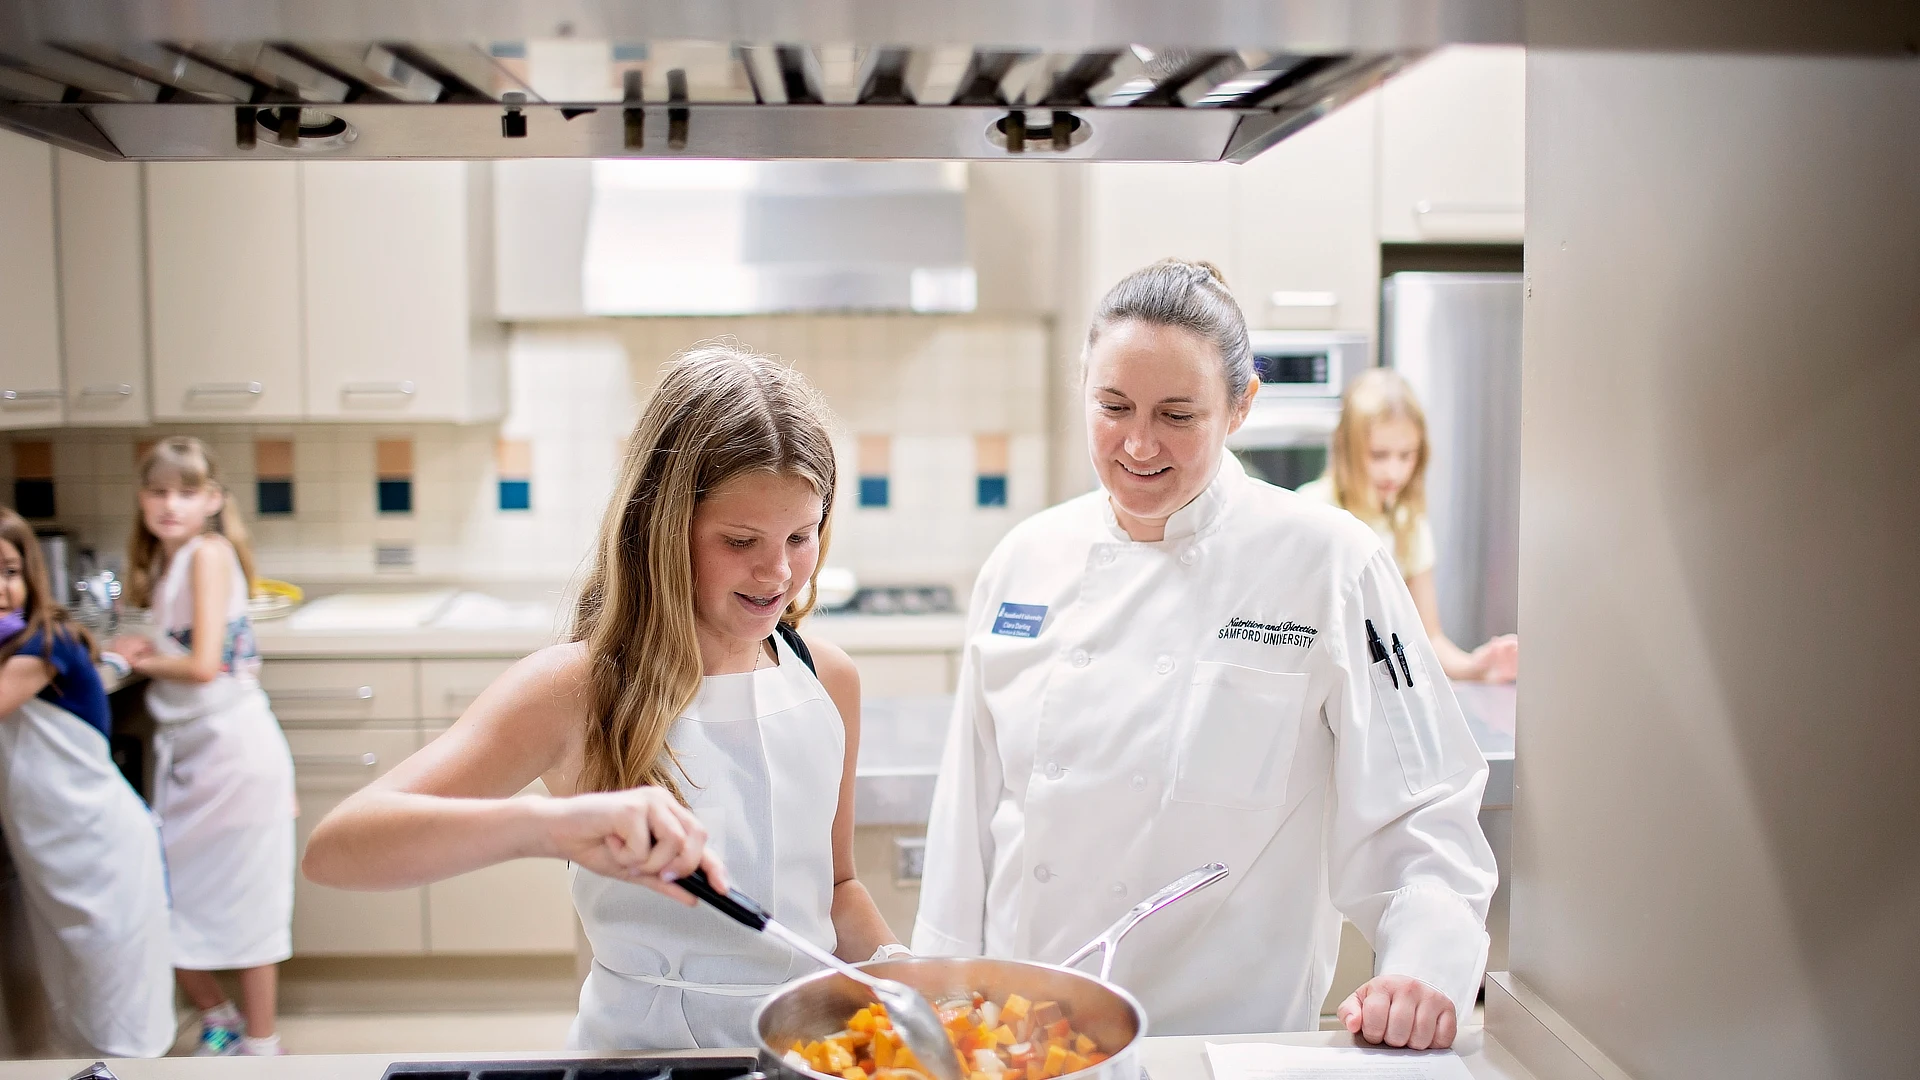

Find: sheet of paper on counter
[1205,1041,1475,1080]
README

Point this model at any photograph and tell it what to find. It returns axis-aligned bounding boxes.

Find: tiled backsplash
[4,314,1051,596]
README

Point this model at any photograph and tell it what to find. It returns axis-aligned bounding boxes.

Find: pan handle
[1061,862,1229,982]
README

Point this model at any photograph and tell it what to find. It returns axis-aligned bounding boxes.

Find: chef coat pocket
[1171,662,1308,811]
[1370,652,1455,795]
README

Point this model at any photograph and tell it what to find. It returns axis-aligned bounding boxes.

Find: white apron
[569,634,844,1051]
[145,534,295,970]
[0,697,174,1058]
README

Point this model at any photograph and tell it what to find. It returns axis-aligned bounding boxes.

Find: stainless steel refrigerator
[1381,272,1523,646]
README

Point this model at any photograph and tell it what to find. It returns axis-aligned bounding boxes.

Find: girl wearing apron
[0,508,173,1058]
[304,343,902,1049]
[111,437,297,1057]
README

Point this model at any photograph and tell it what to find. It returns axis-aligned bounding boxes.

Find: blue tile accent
[12,479,54,519]
[256,479,294,515]
[976,474,1008,507]
[497,479,531,511]
[376,479,412,515]
[858,476,890,508]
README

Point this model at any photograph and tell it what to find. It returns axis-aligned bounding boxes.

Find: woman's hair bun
[1150,256,1229,290]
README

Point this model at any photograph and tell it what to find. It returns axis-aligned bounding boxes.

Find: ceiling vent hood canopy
[0,1,1519,163]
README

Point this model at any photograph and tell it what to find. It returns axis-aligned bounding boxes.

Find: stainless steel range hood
[0,1,1521,162]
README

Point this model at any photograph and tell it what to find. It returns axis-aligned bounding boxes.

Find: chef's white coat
[913,454,1497,1036]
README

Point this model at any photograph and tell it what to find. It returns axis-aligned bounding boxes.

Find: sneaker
[193,1023,243,1057]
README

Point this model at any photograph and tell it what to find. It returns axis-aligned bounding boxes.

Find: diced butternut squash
[1073,1034,1096,1056]
[1030,1002,1064,1029]
[1001,995,1032,1022]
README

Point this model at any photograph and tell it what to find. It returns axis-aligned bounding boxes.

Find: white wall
[1510,50,1920,1079]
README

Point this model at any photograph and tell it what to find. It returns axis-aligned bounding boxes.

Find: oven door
[1227,400,1338,490]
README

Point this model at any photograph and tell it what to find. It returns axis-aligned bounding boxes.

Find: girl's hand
[535,787,729,905]
[1468,635,1519,683]
[108,635,155,663]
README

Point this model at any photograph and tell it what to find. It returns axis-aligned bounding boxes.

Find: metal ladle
[681,871,964,1080]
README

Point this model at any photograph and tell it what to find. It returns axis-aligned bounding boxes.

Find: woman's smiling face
[1084,320,1255,541]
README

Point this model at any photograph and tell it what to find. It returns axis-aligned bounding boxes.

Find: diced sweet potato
[1030,1002,1064,1029]
[1073,1035,1096,1056]
[1001,995,1032,1022]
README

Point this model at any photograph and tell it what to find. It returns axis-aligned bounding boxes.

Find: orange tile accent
[974,433,1010,474]
[375,438,413,479]
[254,439,294,478]
[12,441,53,480]
[857,434,891,475]
[495,438,532,479]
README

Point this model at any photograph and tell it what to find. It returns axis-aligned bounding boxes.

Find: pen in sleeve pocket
[1390,632,1414,687]
[1366,619,1398,688]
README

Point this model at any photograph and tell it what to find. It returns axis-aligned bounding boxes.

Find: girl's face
[1364,417,1423,508]
[138,470,224,549]
[1085,320,1254,538]
[0,539,25,613]
[688,470,824,649]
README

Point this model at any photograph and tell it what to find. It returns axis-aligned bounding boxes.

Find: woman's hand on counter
[534,787,730,905]
[1465,635,1519,683]
[1336,974,1457,1050]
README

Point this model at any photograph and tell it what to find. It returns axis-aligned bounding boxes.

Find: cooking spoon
[680,870,964,1080]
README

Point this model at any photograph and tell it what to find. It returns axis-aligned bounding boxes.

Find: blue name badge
[991,603,1049,638]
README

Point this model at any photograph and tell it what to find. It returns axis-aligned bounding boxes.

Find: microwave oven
[1229,331,1371,489]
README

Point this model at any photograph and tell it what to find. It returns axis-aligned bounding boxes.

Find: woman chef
[913,260,1498,1051]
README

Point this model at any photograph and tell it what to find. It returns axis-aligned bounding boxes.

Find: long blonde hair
[126,436,257,609]
[1325,368,1430,569]
[572,342,838,799]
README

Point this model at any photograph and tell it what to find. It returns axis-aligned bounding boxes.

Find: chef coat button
[1045,761,1063,780]
[1071,648,1090,668]
[1180,548,1199,566]
[1034,864,1052,883]
[1099,549,1116,566]
[1131,774,1148,790]
[1154,654,1174,674]
[1109,882,1127,898]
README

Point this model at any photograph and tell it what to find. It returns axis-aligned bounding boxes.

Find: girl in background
[1297,368,1519,682]
[0,507,174,1058]
[110,436,296,1057]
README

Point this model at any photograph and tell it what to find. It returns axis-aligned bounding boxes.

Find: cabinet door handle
[273,685,375,701]
[1,388,62,403]
[341,381,417,396]
[188,381,264,396]
[292,752,378,769]
[79,383,135,397]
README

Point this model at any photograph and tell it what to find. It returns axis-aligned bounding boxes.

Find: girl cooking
[914,260,1498,1052]
[0,507,174,1058]
[303,343,901,1051]
[110,436,297,1057]
[1296,368,1519,683]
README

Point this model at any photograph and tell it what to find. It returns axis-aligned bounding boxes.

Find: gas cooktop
[382,1056,762,1080]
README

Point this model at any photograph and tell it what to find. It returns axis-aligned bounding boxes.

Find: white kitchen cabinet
[1083,163,1236,303]
[851,651,955,697]
[147,162,305,420]
[288,723,427,956]
[0,129,64,430]
[418,657,517,721]
[1232,91,1381,335]
[55,151,149,426]
[260,658,420,724]
[300,162,503,422]
[1376,45,1526,243]
[420,723,576,954]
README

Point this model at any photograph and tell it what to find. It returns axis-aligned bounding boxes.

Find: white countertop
[253,605,965,660]
[0,1028,1540,1080]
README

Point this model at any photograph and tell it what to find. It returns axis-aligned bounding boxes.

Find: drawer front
[286,725,420,793]
[418,658,518,720]
[262,659,419,722]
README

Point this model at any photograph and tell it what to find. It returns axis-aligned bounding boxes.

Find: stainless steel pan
[755,863,1229,1080]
